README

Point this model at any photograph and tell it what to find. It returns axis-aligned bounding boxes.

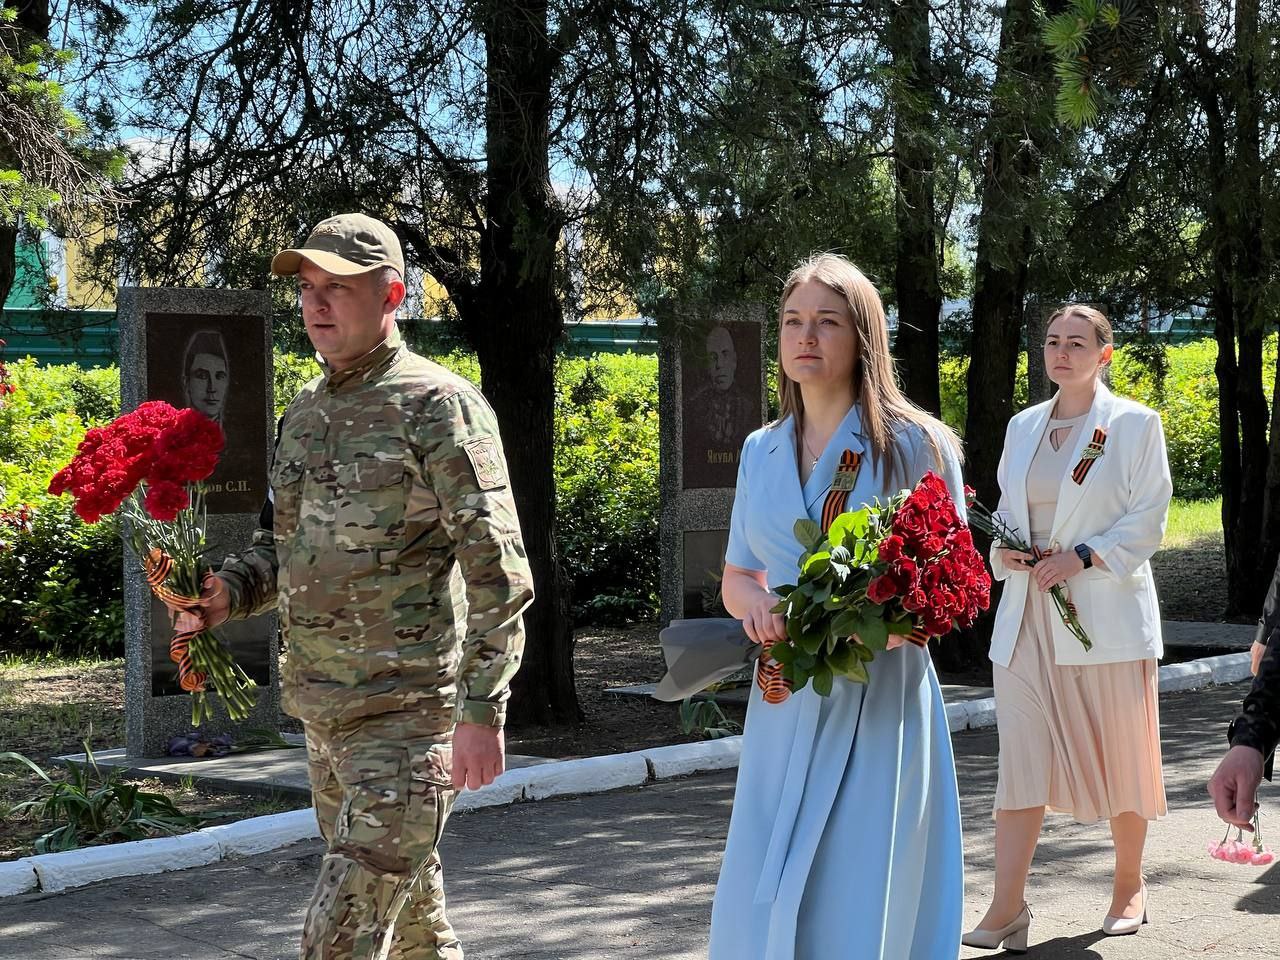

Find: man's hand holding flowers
[1210,746,1267,830]
[168,571,232,634]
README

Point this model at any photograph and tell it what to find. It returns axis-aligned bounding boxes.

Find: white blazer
[988,382,1172,667]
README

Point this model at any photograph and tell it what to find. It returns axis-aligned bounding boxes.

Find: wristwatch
[1074,543,1093,569]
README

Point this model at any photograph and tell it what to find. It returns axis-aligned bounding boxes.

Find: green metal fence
[1,309,660,368]
[1,309,119,367]
[0,306,1207,369]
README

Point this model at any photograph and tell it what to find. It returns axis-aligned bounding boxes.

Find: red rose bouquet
[769,471,991,694]
[48,401,257,724]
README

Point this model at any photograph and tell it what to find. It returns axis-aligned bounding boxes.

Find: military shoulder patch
[462,436,507,490]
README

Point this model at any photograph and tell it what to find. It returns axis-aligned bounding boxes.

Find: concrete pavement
[1,683,1277,959]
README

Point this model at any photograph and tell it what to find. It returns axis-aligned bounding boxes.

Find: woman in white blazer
[963,305,1172,952]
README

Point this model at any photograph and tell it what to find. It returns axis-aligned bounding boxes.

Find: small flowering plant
[769,472,992,694]
[0,337,16,404]
[48,400,257,725]
[0,503,35,551]
[1209,808,1274,866]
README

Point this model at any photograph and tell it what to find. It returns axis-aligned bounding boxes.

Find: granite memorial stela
[119,288,281,756]
[660,306,768,626]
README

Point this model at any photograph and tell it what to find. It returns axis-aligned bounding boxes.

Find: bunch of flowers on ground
[769,471,991,694]
[48,400,256,724]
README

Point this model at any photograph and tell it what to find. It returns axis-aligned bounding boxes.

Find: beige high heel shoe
[1102,880,1148,936]
[961,903,1032,953]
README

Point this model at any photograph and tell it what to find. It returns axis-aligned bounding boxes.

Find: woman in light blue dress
[708,254,966,959]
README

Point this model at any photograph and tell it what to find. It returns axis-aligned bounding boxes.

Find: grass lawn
[1164,497,1224,547]
[1153,497,1229,621]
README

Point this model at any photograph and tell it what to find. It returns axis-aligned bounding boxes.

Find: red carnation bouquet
[48,401,257,724]
[768,471,991,694]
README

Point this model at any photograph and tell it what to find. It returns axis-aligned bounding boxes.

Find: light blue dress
[708,405,964,960]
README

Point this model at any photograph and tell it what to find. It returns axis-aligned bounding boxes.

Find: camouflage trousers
[301,714,462,960]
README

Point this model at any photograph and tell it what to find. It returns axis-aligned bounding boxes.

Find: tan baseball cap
[270,213,404,277]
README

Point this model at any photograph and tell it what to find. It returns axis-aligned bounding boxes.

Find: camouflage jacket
[218,328,534,730]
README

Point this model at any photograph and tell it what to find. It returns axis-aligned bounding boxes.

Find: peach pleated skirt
[992,587,1166,823]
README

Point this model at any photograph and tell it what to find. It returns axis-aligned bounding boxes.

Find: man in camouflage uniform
[171,213,534,959]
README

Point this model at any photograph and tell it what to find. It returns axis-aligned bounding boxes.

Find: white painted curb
[640,738,742,779]
[452,769,526,812]
[1198,653,1254,686]
[1158,659,1213,692]
[520,753,650,801]
[202,808,321,858]
[0,860,37,897]
[27,832,222,894]
[0,648,1256,898]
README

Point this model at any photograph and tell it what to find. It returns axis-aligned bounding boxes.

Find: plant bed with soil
[0,656,307,863]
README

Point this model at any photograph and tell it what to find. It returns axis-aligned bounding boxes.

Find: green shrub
[1,347,660,655]
[402,348,657,625]
[553,354,660,623]
[938,353,1031,436]
[0,358,123,657]
[273,352,322,418]
[0,501,124,658]
[0,358,119,510]
[1111,338,1236,501]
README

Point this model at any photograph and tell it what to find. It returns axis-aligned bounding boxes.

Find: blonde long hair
[776,253,962,484]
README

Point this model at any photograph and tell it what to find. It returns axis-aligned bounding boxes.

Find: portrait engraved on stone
[144,313,268,516]
[682,529,731,619]
[181,329,230,427]
[681,321,762,489]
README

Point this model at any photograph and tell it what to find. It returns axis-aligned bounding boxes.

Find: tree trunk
[1193,6,1272,617]
[938,0,1059,672]
[887,0,942,415]
[469,0,579,726]
[1024,304,1054,405]
[1227,0,1274,613]
[964,0,1058,507]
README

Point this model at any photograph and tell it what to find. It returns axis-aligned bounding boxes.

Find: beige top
[1026,413,1087,548]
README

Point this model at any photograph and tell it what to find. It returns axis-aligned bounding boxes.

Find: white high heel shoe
[1101,880,1148,936]
[961,904,1032,953]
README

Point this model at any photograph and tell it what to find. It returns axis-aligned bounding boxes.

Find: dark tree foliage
[1046,0,1280,617]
